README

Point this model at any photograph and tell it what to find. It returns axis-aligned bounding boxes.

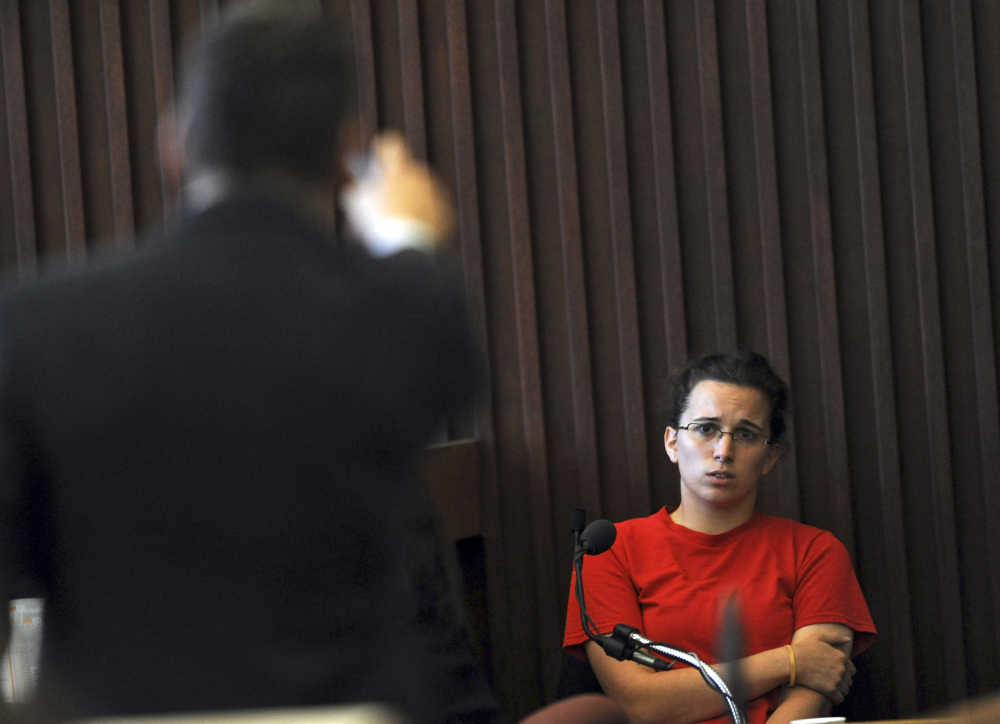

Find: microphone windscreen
[580,519,617,555]
[571,508,587,533]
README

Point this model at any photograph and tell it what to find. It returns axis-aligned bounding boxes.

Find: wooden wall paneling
[20,0,85,263]
[692,0,735,353]
[347,0,378,145]
[715,0,799,522]
[766,0,853,560]
[442,0,508,694]
[870,3,948,713]
[147,0,178,220]
[97,0,134,245]
[120,0,177,231]
[921,0,1000,698]
[636,0,685,511]
[949,0,1000,679]
[514,0,601,621]
[767,0,849,548]
[562,1,632,524]
[972,0,1000,436]
[542,0,601,529]
[595,1,649,520]
[970,3,1000,695]
[493,0,560,702]
[46,0,84,262]
[662,2,724,356]
[466,0,529,711]
[744,0,799,524]
[396,0,425,159]
[71,0,134,249]
[0,0,36,273]
[642,0,686,381]
[869,0,966,706]
[369,0,404,133]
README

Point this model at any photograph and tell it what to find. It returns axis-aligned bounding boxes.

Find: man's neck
[183,168,338,229]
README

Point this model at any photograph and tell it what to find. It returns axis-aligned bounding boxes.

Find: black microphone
[571,515,671,672]
[571,509,586,550]
[579,519,617,555]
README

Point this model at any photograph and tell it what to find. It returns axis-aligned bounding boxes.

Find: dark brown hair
[668,351,790,443]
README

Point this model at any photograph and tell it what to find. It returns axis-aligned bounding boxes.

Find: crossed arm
[585,622,855,724]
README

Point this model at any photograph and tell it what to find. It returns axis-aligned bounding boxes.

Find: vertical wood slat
[743,0,801,524]
[48,0,85,261]
[493,0,561,699]
[693,0,736,351]
[792,0,854,555]
[851,3,922,715]
[98,0,134,243]
[349,0,378,144]
[642,0,686,373]
[397,0,425,160]
[148,0,178,215]
[0,0,36,272]
[442,0,511,701]
[543,0,601,520]
[949,0,1000,650]
[595,0,649,517]
[895,0,966,702]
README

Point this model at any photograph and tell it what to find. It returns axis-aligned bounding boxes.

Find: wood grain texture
[98,0,135,244]
[396,0,425,159]
[543,0,601,525]
[47,0,85,262]
[349,0,378,144]
[595,0,649,519]
[948,0,1000,659]
[493,0,561,702]
[442,0,509,703]
[0,0,36,272]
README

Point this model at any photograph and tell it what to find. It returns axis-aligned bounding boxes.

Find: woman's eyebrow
[739,419,765,432]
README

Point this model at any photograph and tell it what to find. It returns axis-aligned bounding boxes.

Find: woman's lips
[708,470,734,480]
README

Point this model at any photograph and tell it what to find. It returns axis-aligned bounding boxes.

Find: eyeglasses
[676,423,772,450]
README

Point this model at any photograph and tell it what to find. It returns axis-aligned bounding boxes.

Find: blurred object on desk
[1,599,43,704]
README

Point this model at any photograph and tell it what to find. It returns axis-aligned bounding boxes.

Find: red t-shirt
[564,507,877,724]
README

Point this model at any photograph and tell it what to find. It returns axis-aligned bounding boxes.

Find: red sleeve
[792,531,877,657]
[563,537,642,661]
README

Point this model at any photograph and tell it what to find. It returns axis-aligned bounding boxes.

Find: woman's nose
[714,434,735,460]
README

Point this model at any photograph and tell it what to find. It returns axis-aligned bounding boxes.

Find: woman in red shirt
[564,351,876,724]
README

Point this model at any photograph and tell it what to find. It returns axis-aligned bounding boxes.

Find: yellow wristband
[785,644,796,687]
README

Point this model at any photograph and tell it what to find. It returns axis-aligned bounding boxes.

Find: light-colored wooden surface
[79,704,403,724]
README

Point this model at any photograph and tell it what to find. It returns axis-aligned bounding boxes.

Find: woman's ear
[664,428,679,463]
[761,442,784,476]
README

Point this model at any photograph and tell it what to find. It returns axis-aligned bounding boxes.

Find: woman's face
[664,380,781,512]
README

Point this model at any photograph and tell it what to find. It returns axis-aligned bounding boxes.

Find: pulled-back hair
[178,0,357,183]
[668,351,790,443]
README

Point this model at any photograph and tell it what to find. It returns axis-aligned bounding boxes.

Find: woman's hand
[789,624,855,704]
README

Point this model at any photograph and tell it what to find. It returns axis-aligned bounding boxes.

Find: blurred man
[0,2,497,722]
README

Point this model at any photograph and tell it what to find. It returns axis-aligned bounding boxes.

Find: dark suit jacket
[0,194,482,720]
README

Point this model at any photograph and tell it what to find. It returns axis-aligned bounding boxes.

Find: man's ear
[158,110,189,191]
[664,427,679,463]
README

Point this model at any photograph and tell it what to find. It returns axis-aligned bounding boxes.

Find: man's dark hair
[668,351,790,443]
[178,1,357,183]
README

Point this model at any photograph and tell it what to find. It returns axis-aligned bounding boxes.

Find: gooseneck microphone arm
[570,510,746,724]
